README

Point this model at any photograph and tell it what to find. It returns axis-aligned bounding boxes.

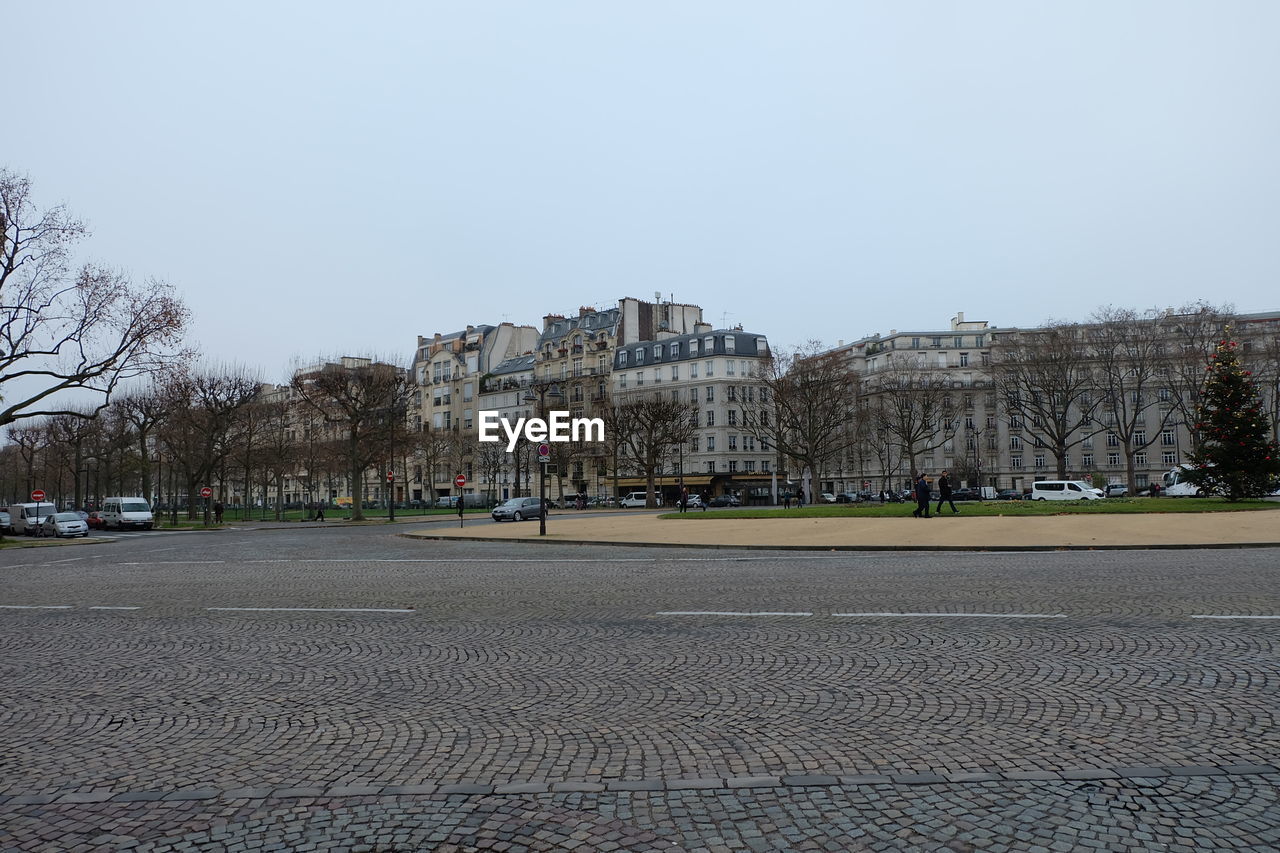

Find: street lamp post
[523,382,562,536]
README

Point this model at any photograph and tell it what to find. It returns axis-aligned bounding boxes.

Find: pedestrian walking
[701,491,709,511]
[315,503,325,522]
[213,501,224,524]
[783,491,792,509]
[912,473,932,518]
[680,485,689,513]
[936,470,959,514]
[796,487,805,508]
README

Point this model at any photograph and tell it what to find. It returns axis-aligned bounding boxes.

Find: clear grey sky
[9,1,1279,380]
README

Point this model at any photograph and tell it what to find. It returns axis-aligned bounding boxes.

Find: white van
[619,492,652,508]
[101,496,154,530]
[11,502,57,536]
[1030,480,1105,501]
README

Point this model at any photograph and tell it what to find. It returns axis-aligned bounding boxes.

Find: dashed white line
[0,605,73,609]
[833,612,1067,619]
[120,561,225,566]
[89,606,142,610]
[206,607,414,613]
[1190,614,1280,620]
[657,611,815,617]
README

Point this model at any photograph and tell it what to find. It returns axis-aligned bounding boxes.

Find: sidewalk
[403,511,1280,551]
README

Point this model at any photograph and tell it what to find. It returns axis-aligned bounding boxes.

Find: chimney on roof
[694,321,712,335]
[579,306,593,317]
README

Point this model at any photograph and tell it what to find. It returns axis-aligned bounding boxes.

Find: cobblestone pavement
[1,527,1277,850]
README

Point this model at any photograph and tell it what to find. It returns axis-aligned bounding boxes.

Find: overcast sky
[8,1,1279,382]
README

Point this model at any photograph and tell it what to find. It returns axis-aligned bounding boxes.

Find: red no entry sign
[30,489,46,502]
[200,486,213,498]
[454,474,467,488]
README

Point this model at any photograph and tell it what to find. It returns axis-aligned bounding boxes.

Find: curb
[400,532,1280,552]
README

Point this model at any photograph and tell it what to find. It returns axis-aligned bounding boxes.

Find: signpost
[387,470,395,522]
[454,474,466,527]
[200,486,213,527]
[30,490,47,527]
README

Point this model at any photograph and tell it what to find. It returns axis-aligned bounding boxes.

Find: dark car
[707,495,741,507]
[995,489,1022,501]
[834,493,859,504]
[950,488,982,502]
[491,497,547,522]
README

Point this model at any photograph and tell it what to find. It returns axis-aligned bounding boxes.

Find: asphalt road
[1,526,1276,851]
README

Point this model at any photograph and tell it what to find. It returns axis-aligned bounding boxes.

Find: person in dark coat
[796,487,805,508]
[936,470,959,514]
[912,474,932,518]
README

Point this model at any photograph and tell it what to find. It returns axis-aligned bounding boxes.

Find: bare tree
[0,170,190,427]
[256,398,297,521]
[291,358,411,521]
[1157,301,1236,453]
[606,391,698,508]
[864,357,956,479]
[115,386,168,506]
[744,343,859,497]
[1090,307,1182,491]
[46,410,99,509]
[990,322,1102,479]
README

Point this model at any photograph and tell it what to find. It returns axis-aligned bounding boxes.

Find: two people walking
[911,470,960,518]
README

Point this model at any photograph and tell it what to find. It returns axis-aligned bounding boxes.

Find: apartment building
[611,324,774,503]
[825,310,1280,495]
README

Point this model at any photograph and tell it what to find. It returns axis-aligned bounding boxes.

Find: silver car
[38,512,89,538]
[491,497,546,522]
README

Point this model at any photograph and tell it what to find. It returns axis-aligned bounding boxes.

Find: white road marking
[120,561,225,566]
[0,605,73,609]
[833,612,1067,619]
[1190,614,1280,620]
[657,611,815,617]
[206,607,414,613]
[89,606,142,610]
[49,557,85,564]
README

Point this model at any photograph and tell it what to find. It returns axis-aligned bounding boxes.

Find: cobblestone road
[1,525,1276,850]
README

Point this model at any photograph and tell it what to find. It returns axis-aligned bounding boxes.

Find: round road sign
[387,470,395,483]
[200,486,213,499]
[30,489,46,502]
[537,443,550,459]
[454,474,467,488]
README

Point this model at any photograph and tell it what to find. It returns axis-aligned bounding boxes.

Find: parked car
[1105,484,1129,497]
[587,496,618,508]
[1030,480,1105,501]
[0,510,12,534]
[707,494,741,507]
[38,512,89,538]
[86,511,107,529]
[491,496,547,522]
[819,492,837,503]
[834,493,859,504]
[434,496,460,508]
[950,488,983,502]
[995,489,1023,501]
[619,492,651,508]
[683,494,704,508]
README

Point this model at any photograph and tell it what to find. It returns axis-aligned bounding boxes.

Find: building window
[727,360,735,375]
[619,374,627,389]
[689,388,698,403]
[1162,451,1176,466]
[728,435,738,450]
[744,436,755,451]
[1134,430,1146,446]
[1107,453,1120,466]
[745,461,756,472]
[706,435,715,451]
[1010,436,1021,450]
[1107,433,1119,447]
[705,360,714,377]
[1011,455,1022,469]
[728,460,738,472]
[1083,454,1093,468]
[671,342,681,358]
[705,386,714,402]
[1135,452,1147,466]
[704,336,714,352]
[762,460,771,473]
[636,371,644,386]
[706,410,715,427]
[959,353,969,367]
[1162,430,1175,446]
[728,410,737,426]
[671,365,679,381]
[690,362,698,378]
[706,461,716,473]
[725,336,736,353]
[1034,454,1045,468]
[618,351,628,367]
[653,345,662,360]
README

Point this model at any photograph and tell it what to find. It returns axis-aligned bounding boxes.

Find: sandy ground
[404,509,1280,550]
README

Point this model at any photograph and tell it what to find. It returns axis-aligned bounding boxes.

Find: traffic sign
[30,489,46,502]
[537,443,550,461]
[387,471,395,483]
[200,486,213,499]
[454,474,467,488]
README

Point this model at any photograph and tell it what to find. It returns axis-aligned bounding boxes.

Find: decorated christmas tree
[1186,336,1280,501]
